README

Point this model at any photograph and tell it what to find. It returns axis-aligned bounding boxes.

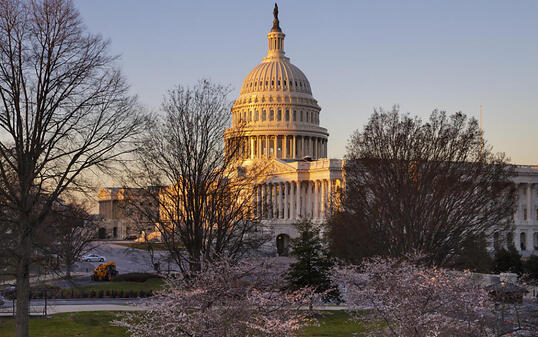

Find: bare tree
[0,0,143,335]
[46,201,97,279]
[328,107,516,266]
[124,80,269,274]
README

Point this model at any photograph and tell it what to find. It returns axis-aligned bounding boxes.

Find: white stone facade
[511,165,538,257]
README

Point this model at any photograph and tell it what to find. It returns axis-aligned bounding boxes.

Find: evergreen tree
[449,234,493,273]
[523,255,538,282]
[493,243,523,274]
[285,220,340,302]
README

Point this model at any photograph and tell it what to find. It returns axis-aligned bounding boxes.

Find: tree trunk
[65,261,72,280]
[15,235,31,337]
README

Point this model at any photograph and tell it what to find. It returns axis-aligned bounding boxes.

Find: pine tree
[493,242,523,274]
[285,220,340,302]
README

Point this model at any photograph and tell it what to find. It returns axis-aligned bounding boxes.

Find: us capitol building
[99,5,537,257]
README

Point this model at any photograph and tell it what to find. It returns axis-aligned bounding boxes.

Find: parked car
[82,254,105,262]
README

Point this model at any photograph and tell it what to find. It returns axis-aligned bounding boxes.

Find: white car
[82,254,105,262]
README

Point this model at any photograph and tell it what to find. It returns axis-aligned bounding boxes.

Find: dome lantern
[265,3,286,61]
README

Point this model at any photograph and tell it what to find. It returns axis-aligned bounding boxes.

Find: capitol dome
[225,4,328,161]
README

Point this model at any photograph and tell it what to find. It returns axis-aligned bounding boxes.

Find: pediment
[267,159,298,175]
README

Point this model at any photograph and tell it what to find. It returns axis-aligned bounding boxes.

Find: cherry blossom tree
[116,259,316,337]
[334,256,494,337]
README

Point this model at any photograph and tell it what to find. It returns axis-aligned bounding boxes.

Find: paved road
[70,241,182,276]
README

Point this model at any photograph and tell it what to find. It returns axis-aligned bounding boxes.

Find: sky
[74,0,537,165]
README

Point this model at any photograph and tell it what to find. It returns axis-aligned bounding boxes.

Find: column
[263,184,268,218]
[250,137,255,159]
[283,136,287,159]
[292,136,296,159]
[321,179,326,218]
[296,181,301,219]
[528,183,534,225]
[306,181,312,218]
[273,136,278,159]
[272,184,278,219]
[277,183,282,219]
[314,181,319,219]
[265,136,270,158]
[514,183,519,224]
[328,179,333,213]
[301,136,305,158]
[290,182,295,219]
[284,183,289,219]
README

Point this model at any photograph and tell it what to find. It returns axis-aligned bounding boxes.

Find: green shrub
[114,272,163,283]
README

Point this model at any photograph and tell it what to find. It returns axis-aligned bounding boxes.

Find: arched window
[285,109,290,121]
[255,110,259,121]
[292,110,296,121]
[249,111,252,122]
[300,111,303,122]
[269,109,274,121]
[520,232,527,251]
[277,109,281,121]
[262,110,266,121]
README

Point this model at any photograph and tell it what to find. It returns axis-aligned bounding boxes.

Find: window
[262,110,266,121]
[534,233,538,250]
[300,111,303,122]
[536,208,538,221]
[524,208,528,220]
[277,109,281,121]
[249,111,252,122]
[277,80,280,86]
[271,80,274,86]
[292,110,296,121]
[285,109,289,121]
[269,110,274,121]
[521,232,527,251]
[255,110,259,121]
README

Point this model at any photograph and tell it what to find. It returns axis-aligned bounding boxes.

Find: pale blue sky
[74,0,537,164]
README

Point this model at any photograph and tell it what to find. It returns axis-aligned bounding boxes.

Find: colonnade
[243,135,327,159]
[514,182,536,225]
[254,179,342,220]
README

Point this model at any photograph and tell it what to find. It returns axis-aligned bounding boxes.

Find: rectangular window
[524,208,528,220]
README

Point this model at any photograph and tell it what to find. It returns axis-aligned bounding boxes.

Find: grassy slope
[0,311,374,337]
[0,312,128,337]
[68,278,164,293]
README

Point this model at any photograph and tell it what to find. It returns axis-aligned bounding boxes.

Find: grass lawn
[301,311,374,337]
[0,311,128,337]
[70,278,164,293]
[0,310,374,337]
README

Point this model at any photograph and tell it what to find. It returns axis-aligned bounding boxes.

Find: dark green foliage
[493,243,523,274]
[286,220,340,303]
[448,235,493,273]
[114,272,163,283]
[524,255,538,282]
